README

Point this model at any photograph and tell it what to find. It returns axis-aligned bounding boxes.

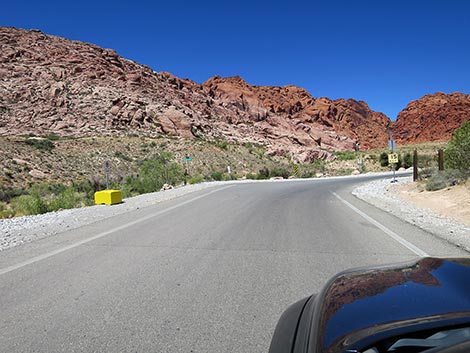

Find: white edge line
[332,192,428,257]
[0,185,234,276]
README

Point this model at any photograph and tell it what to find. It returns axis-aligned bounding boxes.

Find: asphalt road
[0,175,468,352]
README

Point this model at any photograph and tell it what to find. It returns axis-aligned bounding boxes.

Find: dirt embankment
[394,180,470,227]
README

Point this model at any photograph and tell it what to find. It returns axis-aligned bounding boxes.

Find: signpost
[388,136,398,183]
[104,160,110,189]
[183,156,192,185]
[356,157,363,173]
[293,165,299,177]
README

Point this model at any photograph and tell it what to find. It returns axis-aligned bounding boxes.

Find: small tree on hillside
[445,120,470,176]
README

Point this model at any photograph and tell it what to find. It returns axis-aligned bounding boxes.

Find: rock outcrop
[0,27,393,162]
[393,92,470,144]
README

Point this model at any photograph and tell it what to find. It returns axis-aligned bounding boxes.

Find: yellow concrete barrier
[94,190,122,205]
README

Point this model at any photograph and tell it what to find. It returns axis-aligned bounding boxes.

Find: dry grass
[0,136,449,192]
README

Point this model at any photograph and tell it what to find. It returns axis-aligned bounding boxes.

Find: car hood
[310,257,470,353]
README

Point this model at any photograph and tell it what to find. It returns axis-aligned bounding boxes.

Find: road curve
[0,176,467,352]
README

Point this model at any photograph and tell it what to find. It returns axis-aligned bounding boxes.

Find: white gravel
[352,176,470,252]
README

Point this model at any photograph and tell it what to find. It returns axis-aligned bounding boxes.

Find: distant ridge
[1,27,468,160]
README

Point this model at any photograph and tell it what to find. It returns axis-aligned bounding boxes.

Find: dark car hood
[310,257,470,353]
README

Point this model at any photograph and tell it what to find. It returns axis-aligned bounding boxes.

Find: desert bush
[48,186,83,211]
[0,202,14,219]
[10,182,88,216]
[46,133,60,141]
[0,185,25,203]
[25,138,55,151]
[403,153,413,169]
[270,167,290,179]
[335,151,357,161]
[211,171,225,181]
[445,120,470,176]
[217,141,229,150]
[188,174,204,184]
[417,154,436,169]
[11,188,48,215]
[257,167,270,179]
[125,152,184,193]
[379,152,389,167]
[425,169,466,191]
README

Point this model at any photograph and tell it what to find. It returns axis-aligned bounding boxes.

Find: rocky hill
[0,27,394,163]
[393,92,470,144]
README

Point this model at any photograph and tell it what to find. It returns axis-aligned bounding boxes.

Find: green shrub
[403,153,413,169]
[257,167,270,179]
[335,151,357,161]
[270,167,290,179]
[0,202,14,219]
[25,138,55,151]
[124,152,184,194]
[217,141,229,150]
[48,187,83,211]
[114,151,132,161]
[10,182,88,216]
[425,169,465,191]
[11,193,48,215]
[0,186,25,203]
[188,174,204,184]
[445,120,470,176]
[379,152,389,167]
[46,133,60,141]
[211,171,225,181]
[418,154,437,168]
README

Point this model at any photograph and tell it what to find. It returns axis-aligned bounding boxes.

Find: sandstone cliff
[393,92,470,144]
[0,27,392,162]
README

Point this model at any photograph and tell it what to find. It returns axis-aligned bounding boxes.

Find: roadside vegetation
[0,131,465,218]
[422,121,470,191]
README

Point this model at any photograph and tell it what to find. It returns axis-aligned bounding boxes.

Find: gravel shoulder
[0,182,226,251]
[352,177,470,252]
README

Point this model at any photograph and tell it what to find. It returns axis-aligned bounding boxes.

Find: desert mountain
[0,27,395,163]
[392,92,470,144]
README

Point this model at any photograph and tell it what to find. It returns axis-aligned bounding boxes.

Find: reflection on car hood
[311,257,470,353]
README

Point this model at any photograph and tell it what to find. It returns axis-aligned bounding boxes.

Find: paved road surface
[0,176,467,352]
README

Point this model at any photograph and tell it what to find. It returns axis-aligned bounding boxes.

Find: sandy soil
[393,180,470,227]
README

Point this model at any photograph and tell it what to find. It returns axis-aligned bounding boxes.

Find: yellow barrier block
[94,190,122,205]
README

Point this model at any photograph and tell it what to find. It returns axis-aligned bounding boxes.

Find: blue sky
[2,0,469,119]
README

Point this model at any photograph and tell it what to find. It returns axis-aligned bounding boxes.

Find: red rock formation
[393,92,470,144]
[0,27,392,163]
[203,76,391,150]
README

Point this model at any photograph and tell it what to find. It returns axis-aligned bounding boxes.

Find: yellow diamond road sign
[388,153,399,164]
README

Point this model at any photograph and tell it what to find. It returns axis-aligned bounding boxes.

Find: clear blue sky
[2,0,469,119]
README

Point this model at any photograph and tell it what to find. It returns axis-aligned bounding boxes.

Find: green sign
[183,156,192,162]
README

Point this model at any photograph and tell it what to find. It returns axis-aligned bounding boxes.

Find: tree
[132,152,184,193]
[445,120,470,176]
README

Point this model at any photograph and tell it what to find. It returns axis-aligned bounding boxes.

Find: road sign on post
[183,156,192,184]
[388,153,398,183]
[388,153,398,164]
